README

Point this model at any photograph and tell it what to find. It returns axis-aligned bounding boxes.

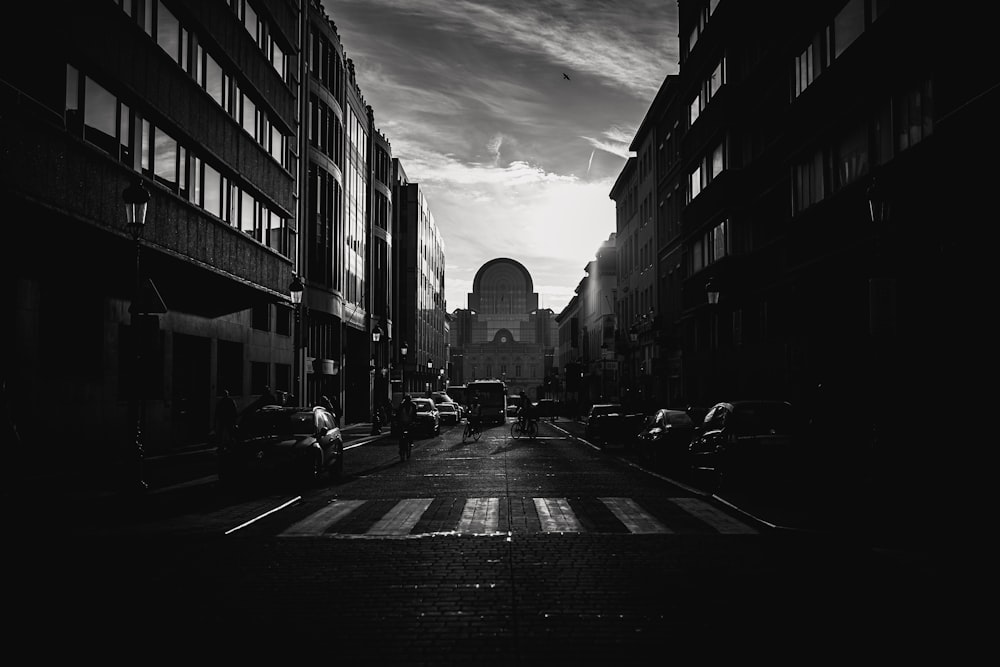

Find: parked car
[584,403,646,450]
[219,405,343,485]
[411,397,441,437]
[687,400,804,490]
[636,408,696,468]
[534,398,560,422]
[436,401,460,425]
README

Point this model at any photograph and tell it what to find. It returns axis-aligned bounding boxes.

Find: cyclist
[395,394,417,460]
[516,391,532,428]
[463,393,482,441]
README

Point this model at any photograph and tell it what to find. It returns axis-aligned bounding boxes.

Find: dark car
[584,403,646,450]
[636,408,695,468]
[687,400,803,489]
[219,405,343,485]
[436,401,460,425]
[534,398,560,422]
[411,398,441,437]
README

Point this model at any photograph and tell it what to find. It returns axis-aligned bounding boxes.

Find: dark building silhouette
[1,1,427,475]
[605,0,994,527]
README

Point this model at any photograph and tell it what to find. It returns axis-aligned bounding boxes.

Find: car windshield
[241,411,315,437]
[439,404,456,412]
[665,412,693,427]
[592,405,621,417]
[415,401,433,413]
[731,404,796,435]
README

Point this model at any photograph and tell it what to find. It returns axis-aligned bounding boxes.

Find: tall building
[451,259,557,399]
[609,0,994,526]
[3,1,301,471]
[302,2,393,423]
[394,180,446,396]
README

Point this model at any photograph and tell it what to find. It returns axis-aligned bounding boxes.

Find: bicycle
[510,416,537,440]
[462,418,482,442]
[398,428,413,461]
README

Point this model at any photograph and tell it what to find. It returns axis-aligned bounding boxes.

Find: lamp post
[600,342,610,400]
[124,178,150,493]
[289,274,304,404]
[371,325,383,434]
[400,341,408,394]
[705,279,719,405]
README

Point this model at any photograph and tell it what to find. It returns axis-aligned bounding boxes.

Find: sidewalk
[8,421,388,505]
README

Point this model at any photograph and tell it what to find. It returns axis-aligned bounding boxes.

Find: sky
[322,0,680,314]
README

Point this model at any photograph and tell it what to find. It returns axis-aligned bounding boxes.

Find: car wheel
[332,442,344,479]
[308,449,323,485]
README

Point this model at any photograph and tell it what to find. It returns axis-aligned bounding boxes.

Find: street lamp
[288,274,304,403]
[124,178,150,493]
[706,279,719,305]
[867,177,890,225]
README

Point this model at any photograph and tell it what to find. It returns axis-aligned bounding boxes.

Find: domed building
[449,259,558,398]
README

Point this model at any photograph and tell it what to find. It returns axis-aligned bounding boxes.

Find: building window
[83,77,118,156]
[250,361,269,394]
[217,340,244,397]
[689,165,702,202]
[832,0,865,60]
[251,303,270,331]
[275,306,292,336]
[896,79,933,153]
[833,122,869,192]
[274,363,291,393]
[792,149,825,213]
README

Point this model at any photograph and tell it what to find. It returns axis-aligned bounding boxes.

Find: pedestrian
[214,389,238,445]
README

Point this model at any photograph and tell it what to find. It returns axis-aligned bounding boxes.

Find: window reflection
[84,78,117,155]
[205,53,223,106]
[204,163,222,218]
[156,3,180,62]
[154,128,177,187]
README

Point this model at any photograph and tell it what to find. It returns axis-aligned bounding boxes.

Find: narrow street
[6,419,955,662]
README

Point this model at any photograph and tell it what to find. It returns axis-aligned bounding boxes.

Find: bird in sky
[563,73,571,80]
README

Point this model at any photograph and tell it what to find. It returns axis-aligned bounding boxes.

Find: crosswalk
[277,496,760,538]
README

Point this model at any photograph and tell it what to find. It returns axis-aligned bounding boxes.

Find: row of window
[689,140,726,203]
[67,65,295,259]
[792,80,932,214]
[685,0,722,59]
[114,0,290,170]
[689,56,727,128]
[227,0,289,81]
[793,0,888,100]
[469,365,537,379]
[310,94,345,168]
[309,24,348,101]
[691,220,729,275]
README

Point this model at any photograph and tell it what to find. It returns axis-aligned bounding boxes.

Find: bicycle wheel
[511,422,522,439]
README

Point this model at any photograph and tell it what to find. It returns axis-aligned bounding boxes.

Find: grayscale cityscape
[2,0,983,661]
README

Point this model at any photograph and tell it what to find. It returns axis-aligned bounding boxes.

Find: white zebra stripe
[599,497,672,534]
[671,497,758,534]
[279,499,366,536]
[533,497,582,532]
[366,498,434,536]
[456,497,501,534]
